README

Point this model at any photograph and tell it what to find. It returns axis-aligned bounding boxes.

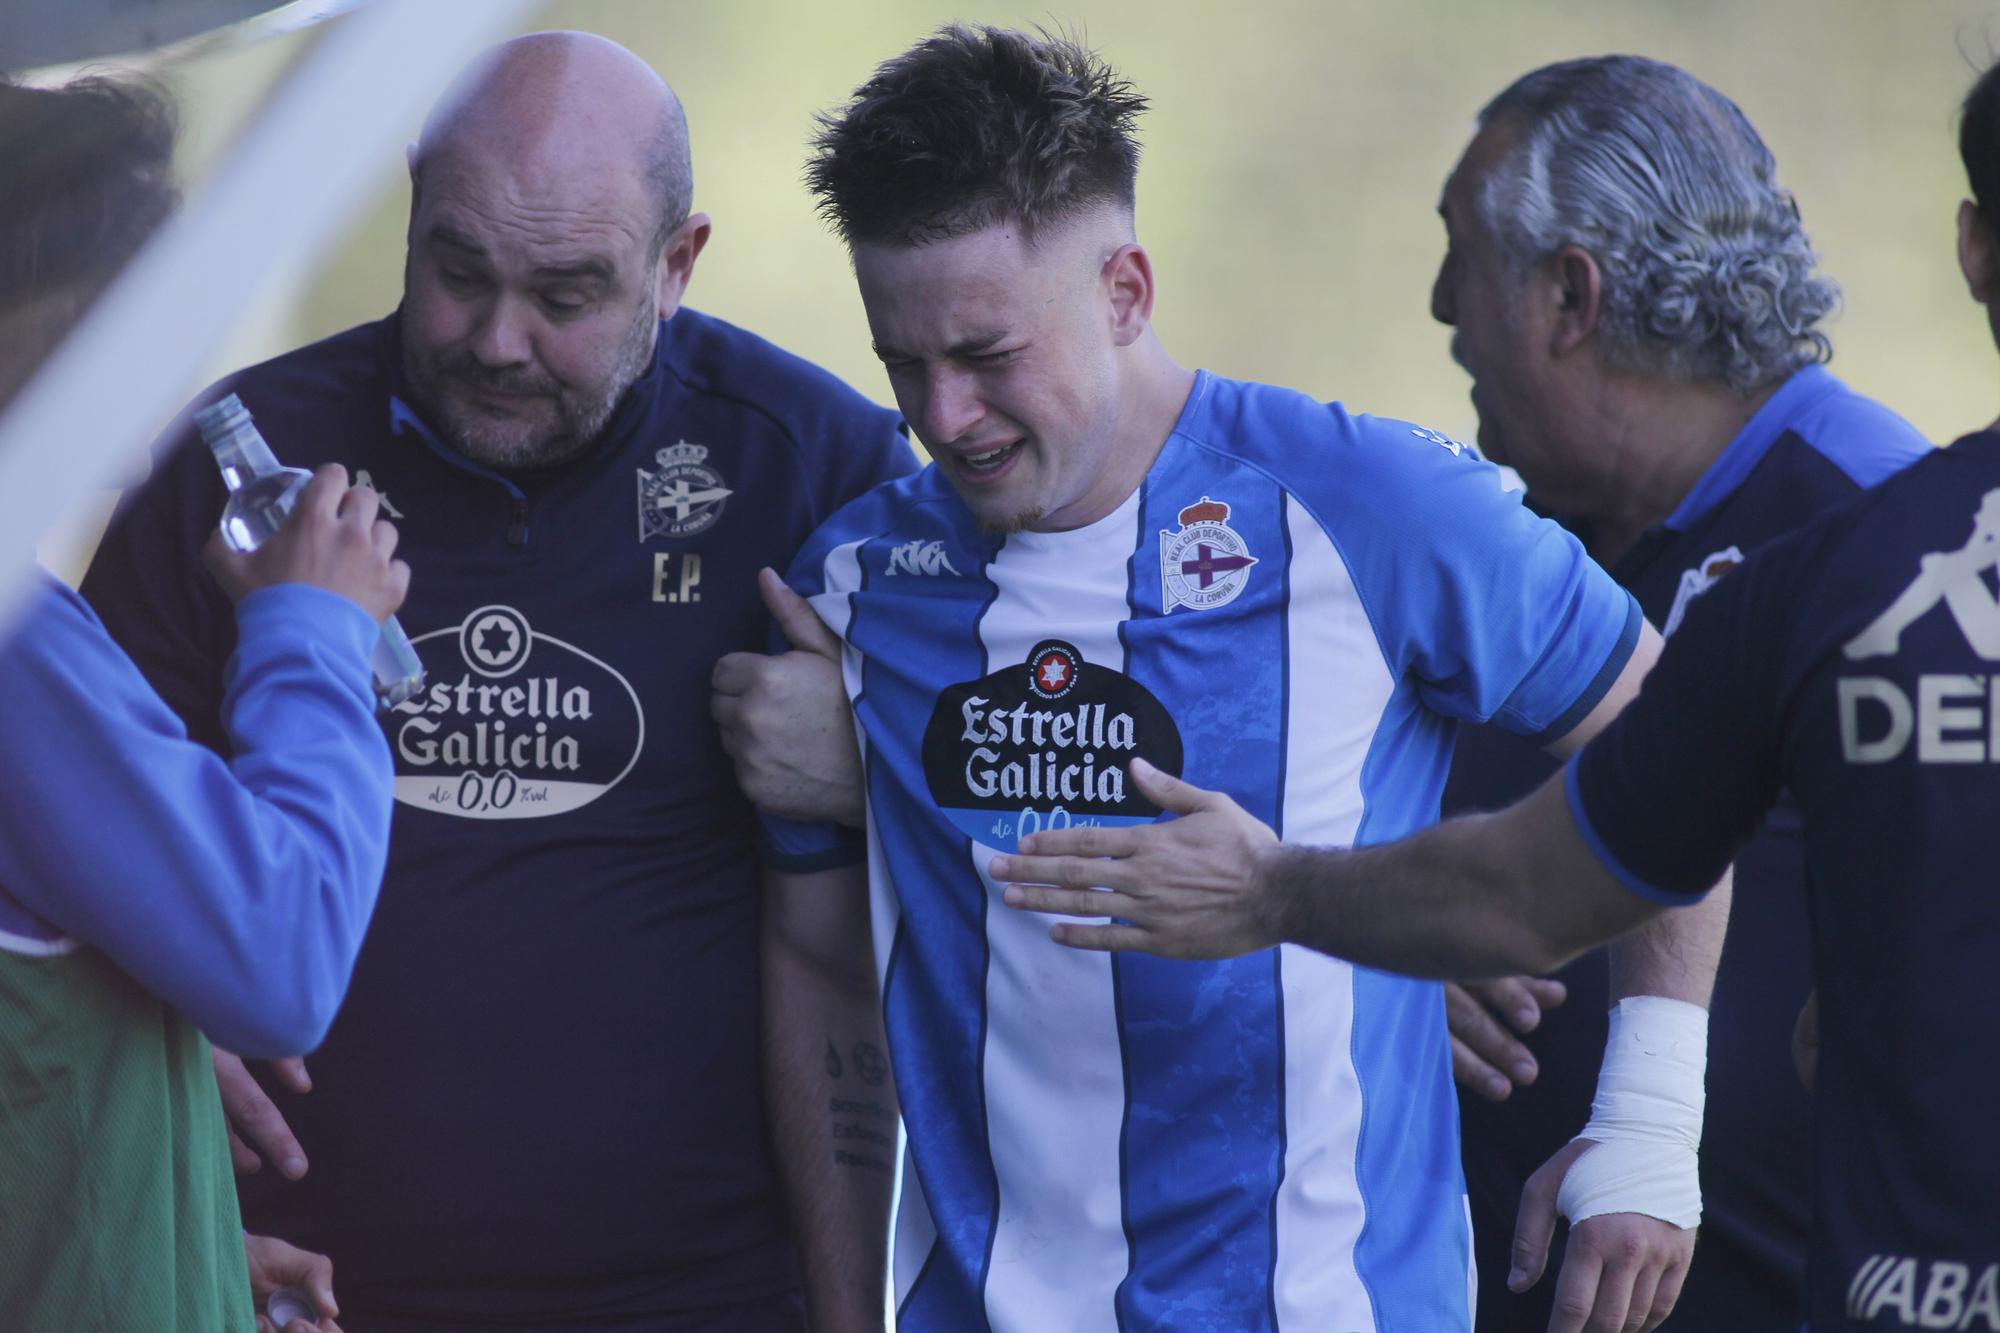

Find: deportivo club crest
[1160,496,1258,613]
[637,440,732,541]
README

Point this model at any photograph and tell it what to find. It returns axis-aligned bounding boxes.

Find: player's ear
[1104,243,1155,347]
[655,213,712,320]
[1548,244,1603,357]
[1959,199,1999,306]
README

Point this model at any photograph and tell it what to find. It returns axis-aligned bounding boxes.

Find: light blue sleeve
[1297,408,1641,743]
[0,578,393,1056]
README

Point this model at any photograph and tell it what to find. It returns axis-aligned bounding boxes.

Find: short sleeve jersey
[1572,434,2000,1333]
[770,371,1640,1331]
[81,308,915,1328]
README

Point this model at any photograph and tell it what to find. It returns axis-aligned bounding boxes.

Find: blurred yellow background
[126,1,2000,464]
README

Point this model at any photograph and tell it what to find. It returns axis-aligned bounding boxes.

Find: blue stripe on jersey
[1526,595,1643,747]
[1265,492,1296,1327]
[1347,966,1468,1324]
[1347,688,1471,1325]
[1112,440,1288,1330]
[858,535,1002,1332]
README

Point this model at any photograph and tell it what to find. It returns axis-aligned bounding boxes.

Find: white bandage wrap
[1555,996,1707,1230]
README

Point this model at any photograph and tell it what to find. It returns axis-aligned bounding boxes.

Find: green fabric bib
[0,941,252,1331]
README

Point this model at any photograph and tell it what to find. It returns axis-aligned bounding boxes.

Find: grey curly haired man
[1431,53,1929,1333]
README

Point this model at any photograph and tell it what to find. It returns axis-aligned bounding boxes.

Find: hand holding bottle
[196,393,424,707]
[204,463,410,624]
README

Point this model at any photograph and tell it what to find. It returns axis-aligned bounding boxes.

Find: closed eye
[539,291,591,316]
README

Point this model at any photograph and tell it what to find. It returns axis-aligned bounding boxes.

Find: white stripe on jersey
[1271,500,1392,1329]
[808,539,903,976]
[892,1147,939,1305]
[969,504,1139,1331]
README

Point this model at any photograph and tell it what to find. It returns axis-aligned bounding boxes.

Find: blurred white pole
[0,0,537,635]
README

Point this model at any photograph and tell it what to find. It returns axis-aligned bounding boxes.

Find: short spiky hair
[806,24,1147,245]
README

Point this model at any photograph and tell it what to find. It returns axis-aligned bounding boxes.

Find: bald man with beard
[82,32,914,1333]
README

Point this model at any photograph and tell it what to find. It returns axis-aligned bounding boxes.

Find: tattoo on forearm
[826,1036,895,1176]
[852,1041,887,1086]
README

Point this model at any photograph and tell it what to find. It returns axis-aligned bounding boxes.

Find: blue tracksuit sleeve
[0,578,393,1056]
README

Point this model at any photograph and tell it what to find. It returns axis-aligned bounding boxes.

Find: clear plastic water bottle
[194,393,425,710]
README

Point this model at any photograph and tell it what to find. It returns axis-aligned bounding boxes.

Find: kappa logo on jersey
[887,538,960,577]
[921,639,1185,851]
[389,605,644,819]
[1845,1254,2000,1329]
[638,440,732,540]
[1845,488,2000,661]
[1411,425,1470,457]
[1840,490,2000,765]
[1160,496,1258,613]
[1662,546,1744,637]
[353,469,405,519]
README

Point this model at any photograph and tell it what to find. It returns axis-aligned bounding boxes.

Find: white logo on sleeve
[887,539,960,576]
[1410,426,1468,457]
[1662,546,1743,637]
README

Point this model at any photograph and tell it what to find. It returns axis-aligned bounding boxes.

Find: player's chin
[966,496,1047,537]
[448,417,564,470]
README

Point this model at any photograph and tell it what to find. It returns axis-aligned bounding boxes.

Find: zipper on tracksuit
[389,396,532,548]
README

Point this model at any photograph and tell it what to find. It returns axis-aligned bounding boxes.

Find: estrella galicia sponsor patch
[638,440,732,540]
[1160,495,1258,613]
[389,605,644,819]
[921,640,1184,851]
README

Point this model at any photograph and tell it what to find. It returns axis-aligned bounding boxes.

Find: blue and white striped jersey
[769,370,1641,1331]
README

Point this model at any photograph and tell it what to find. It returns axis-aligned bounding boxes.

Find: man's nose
[467,294,533,368]
[919,364,984,444]
[1430,257,1457,327]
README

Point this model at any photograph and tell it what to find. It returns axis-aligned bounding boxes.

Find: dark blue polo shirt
[1443,365,1927,1331]
[81,308,915,1330]
[1573,432,2000,1331]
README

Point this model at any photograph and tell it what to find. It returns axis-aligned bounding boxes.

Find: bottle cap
[193,394,250,441]
[266,1286,316,1327]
